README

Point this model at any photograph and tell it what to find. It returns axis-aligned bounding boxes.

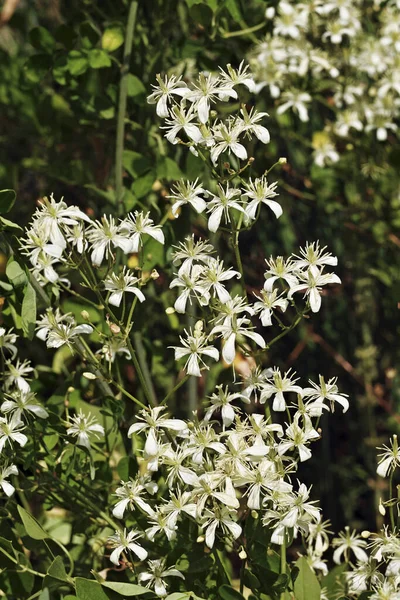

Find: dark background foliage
[1,0,399,536]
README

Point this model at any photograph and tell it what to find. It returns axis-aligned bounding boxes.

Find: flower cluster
[248,0,400,165]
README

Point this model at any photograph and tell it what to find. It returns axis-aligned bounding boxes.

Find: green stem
[133,331,157,405]
[161,374,190,406]
[267,311,307,349]
[0,547,45,578]
[280,535,287,600]
[221,20,266,38]
[116,0,139,214]
[389,472,395,531]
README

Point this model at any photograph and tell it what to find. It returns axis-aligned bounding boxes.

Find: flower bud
[197,535,205,543]
[151,269,159,280]
[83,372,97,380]
[378,498,386,516]
[361,530,371,538]
[165,307,175,315]
[279,157,287,164]
[238,548,247,559]
[81,310,90,321]
[110,323,121,335]
[265,6,275,19]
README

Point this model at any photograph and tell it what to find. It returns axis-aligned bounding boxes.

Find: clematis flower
[171,324,219,377]
[66,411,104,449]
[119,211,164,253]
[0,463,18,497]
[108,529,148,565]
[147,74,188,118]
[104,267,145,307]
[288,268,341,313]
[128,407,187,457]
[138,558,185,598]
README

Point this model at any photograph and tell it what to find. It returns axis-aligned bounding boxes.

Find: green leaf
[17,506,50,541]
[218,585,245,600]
[43,556,70,591]
[0,215,22,230]
[117,456,138,480]
[29,27,55,53]
[123,150,152,178]
[126,74,146,97]
[80,21,100,49]
[0,189,16,214]
[131,171,156,199]
[223,0,242,20]
[21,282,37,340]
[67,51,89,76]
[100,581,149,596]
[39,589,50,600]
[75,578,110,600]
[24,54,52,83]
[157,156,183,180]
[321,563,347,598]
[6,259,27,288]
[102,27,124,52]
[293,557,321,600]
[88,49,112,69]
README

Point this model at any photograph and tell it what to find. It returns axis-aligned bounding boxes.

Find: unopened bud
[110,323,121,335]
[248,157,255,163]
[265,6,275,19]
[279,157,287,164]
[67,386,75,393]
[81,310,90,321]
[197,535,205,543]
[151,269,159,280]
[83,372,97,380]
[238,548,247,559]
[361,530,371,538]
[251,510,259,519]
[194,320,203,337]
[378,498,386,516]
[152,180,163,192]
[165,307,175,315]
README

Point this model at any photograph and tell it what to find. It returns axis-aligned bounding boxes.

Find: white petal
[222,332,236,364]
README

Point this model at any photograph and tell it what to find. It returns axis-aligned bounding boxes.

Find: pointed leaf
[0,189,16,214]
[17,506,49,540]
[293,557,321,600]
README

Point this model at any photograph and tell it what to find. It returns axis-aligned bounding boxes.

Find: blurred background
[0,0,399,536]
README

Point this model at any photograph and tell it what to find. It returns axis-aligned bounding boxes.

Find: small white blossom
[104,267,145,307]
[66,411,104,449]
[108,529,148,565]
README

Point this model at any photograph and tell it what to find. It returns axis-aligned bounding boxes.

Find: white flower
[87,215,131,266]
[277,90,312,122]
[260,368,302,411]
[108,529,148,565]
[218,61,256,92]
[128,406,187,457]
[0,414,28,453]
[138,558,185,598]
[32,194,90,250]
[97,337,131,363]
[147,74,188,118]
[22,224,64,267]
[278,418,320,462]
[119,211,165,253]
[204,385,243,427]
[253,289,288,326]
[206,184,245,233]
[202,506,242,549]
[243,177,281,220]
[167,179,208,217]
[264,256,299,291]
[185,72,237,123]
[65,223,88,254]
[210,120,247,166]
[66,410,104,449]
[104,267,145,307]
[376,435,400,478]
[171,326,219,377]
[163,104,202,144]
[293,242,338,277]
[302,375,349,413]
[210,316,265,365]
[45,321,93,350]
[238,106,270,143]
[145,510,177,542]
[1,390,48,421]
[170,263,210,314]
[172,235,215,271]
[288,268,341,313]
[3,359,34,392]
[201,258,241,303]
[0,463,18,497]
[332,527,368,564]
[0,328,18,359]
[113,477,156,518]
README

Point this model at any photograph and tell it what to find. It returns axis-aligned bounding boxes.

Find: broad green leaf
[218,586,245,600]
[123,150,152,178]
[293,557,321,600]
[88,49,112,69]
[131,171,156,199]
[67,51,88,76]
[126,74,146,98]
[157,156,183,180]
[29,27,55,53]
[102,27,124,52]
[100,581,149,596]
[75,578,110,600]
[321,563,347,599]
[0,189,16,214]
[17,506,50,540]
[6,259,27,288]
[117,456,138,480]
[21,282,37,340]
[43,556,70,591]
[39,589,50,600]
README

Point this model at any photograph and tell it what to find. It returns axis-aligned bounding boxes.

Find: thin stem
[280,535,287,600]
[116,1,139,214]
[267,311,308,349]
[133,331,157,405]
[161,374,190,406]
[221,20,267,38]
[389,472,395,531]
[0,547,45,578]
